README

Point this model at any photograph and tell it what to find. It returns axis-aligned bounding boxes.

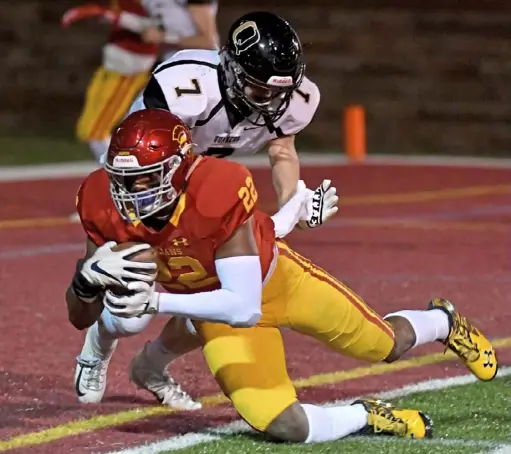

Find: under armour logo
[483,350,494,368]
[172,237,189,247]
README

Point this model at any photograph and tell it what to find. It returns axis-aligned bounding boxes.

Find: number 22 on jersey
[157,256,218,291]
[238,176,258,213]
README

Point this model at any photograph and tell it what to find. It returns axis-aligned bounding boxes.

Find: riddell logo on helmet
[113,155,140,168]
[267,76,293,87]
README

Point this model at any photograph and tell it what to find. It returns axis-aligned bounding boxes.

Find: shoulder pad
[148,56,219,126]
[193,159,257,219]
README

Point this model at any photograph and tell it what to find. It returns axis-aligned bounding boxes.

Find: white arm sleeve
[117,11,153,34]
[157,256,262,327]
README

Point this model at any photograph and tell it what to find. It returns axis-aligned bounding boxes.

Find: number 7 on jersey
[174,78,201,98]
[238,176,258,213]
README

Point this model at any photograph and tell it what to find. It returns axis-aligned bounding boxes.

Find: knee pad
[101,310,154,338]
[231,389,297,432]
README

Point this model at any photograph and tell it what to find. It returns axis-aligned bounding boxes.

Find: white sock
[88,138,110,163]
[81,321,117,362]
[302,403,368,443]
[384,309,450,347]
[144,337,181,373]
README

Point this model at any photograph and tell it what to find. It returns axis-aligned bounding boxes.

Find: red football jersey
[108,0,158,56]
[76,157,276,294]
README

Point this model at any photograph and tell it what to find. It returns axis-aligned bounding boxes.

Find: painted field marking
[322,217,508,233]
[482,447,511,454]
[106,367,511,454]
[3,153,511,182]
[2,183,511,231]
[0,337,510,452]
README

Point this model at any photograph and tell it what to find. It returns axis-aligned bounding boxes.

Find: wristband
[71,260,102,303]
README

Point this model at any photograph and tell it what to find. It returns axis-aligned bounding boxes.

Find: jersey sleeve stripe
[195,100,223,127]
[153,60,218,75]
[143,76,170,110]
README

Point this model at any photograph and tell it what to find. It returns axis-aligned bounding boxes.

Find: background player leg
[75,311,199,408]
[75,310,154,404]
[128,317,202,410]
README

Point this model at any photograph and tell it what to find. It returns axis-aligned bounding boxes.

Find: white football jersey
[142,0,218,60]
[128,49,320,158]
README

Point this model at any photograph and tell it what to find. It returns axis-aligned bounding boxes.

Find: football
[108,242,157,296]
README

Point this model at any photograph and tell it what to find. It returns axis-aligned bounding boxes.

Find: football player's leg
[195,322,413,442]
[76,67,149,162]
[275,246,395,363]
[281,246,496,381]
[75,309,155,404]
[384,298,497,381]
[127,316,202,410]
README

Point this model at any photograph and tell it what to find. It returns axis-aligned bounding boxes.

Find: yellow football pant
[194,242,396,432]
[76,66,150,142]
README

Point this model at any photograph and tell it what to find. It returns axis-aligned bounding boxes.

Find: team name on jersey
[214,135,241,144]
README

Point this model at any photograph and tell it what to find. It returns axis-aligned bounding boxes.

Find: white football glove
[300,179,339,228]
[103,281,159,318]
[81,241,157,288]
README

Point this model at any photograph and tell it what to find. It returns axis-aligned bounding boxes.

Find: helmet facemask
[105,144,193,222]
[220,48,305,125]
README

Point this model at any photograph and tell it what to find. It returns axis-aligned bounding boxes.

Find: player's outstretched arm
[103,221,263,327]
[268,135,301,208]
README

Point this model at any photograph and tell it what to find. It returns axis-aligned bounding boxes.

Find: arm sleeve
[157,255,262,326]
[117,11,153,34]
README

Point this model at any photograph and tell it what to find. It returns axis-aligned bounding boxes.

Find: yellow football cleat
[353,399,433,439]
[428,298,498,381]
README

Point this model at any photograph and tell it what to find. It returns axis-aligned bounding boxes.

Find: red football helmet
[104,109,196,221]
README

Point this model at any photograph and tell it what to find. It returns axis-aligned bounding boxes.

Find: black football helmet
[219,11,305,125]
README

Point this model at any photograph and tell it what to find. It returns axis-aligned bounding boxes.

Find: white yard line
[2,153,511,182]
[482,447,511,454]
[104,367,511,454]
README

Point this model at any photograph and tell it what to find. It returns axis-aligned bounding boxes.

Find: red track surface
[0,163,510,453]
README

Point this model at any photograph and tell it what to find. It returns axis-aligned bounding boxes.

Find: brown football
[108,242,157,296]
[111,241,157,266]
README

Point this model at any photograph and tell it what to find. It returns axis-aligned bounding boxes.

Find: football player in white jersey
[128,11,336,220]
[141,0,219,62]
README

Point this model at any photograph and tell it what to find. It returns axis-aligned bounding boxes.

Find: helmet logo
[113,154,140,168]
[267,76,294,87]
[232,20,260,55]
[172,124,189,147]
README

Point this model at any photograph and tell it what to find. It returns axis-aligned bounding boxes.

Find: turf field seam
[104,366,511,454]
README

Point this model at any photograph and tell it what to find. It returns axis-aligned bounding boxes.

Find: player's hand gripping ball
[107,242,158,296]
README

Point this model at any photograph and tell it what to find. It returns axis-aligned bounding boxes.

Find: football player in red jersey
[68,109,496,443]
